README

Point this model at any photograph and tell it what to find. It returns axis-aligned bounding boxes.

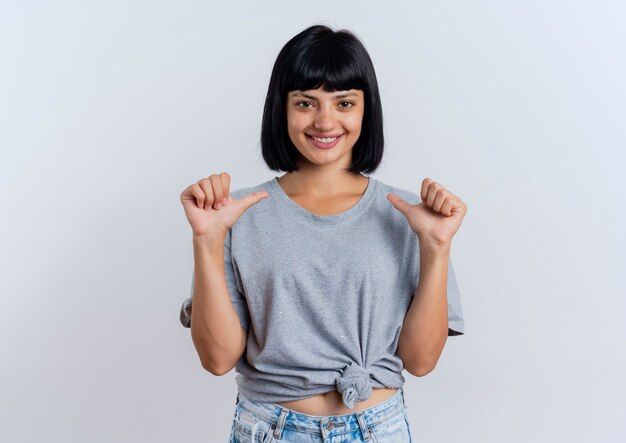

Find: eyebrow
[291,91,359,100]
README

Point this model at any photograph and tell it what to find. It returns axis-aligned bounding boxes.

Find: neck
[277,167,367,199]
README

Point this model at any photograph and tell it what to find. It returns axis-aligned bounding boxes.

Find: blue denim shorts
[229,387,412,442]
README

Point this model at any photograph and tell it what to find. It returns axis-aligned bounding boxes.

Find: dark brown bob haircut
[261,24,384,175]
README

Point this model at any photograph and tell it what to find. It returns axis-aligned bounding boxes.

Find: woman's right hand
[180,172,269,240]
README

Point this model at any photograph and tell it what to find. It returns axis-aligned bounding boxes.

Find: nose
[313,104,337,132]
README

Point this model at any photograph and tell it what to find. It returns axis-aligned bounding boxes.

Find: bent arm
[190,234,247,375]
[397,240,451,376]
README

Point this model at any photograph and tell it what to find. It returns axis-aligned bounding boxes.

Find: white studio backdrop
[1,1,624,442]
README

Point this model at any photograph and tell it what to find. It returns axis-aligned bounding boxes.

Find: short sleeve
[446,259,465,336]
[179,228,251,331]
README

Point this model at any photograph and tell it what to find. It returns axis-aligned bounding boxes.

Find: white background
[1,1,624,442]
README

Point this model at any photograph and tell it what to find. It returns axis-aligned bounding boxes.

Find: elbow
[399,353,437,377]
[400,349,441,377]
[210,367,232,376]
[407,340,447,377]
[407,361,437,377]
[202,360,232,376]
[202,365,232,377]
[413,365,436,377]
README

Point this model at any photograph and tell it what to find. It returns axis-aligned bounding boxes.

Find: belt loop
[273,408,289,440]
[249,421,260,443]
[355,411,371,441]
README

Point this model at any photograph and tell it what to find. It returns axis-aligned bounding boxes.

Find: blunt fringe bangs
[261,24,384,174]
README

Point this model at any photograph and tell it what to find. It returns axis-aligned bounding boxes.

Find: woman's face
[286,87,364,169]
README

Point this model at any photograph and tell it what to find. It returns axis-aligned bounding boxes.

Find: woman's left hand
[387,178,467,247]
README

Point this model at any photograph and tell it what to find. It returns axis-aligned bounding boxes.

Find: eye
[296,101,313,108]
[339,101,355,108]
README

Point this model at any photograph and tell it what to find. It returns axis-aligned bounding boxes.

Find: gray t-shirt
[180,175,464,409]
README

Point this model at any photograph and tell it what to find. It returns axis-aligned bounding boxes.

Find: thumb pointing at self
[386,193,412,217]
[237,191,270,213]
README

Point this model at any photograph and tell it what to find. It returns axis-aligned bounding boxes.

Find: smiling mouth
[306,134,344,142]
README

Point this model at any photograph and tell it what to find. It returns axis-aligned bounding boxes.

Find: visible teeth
[312,136,338,143]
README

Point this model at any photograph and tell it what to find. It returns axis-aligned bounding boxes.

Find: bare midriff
[275,388,398,416]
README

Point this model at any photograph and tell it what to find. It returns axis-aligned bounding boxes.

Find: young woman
[180,24,467,443]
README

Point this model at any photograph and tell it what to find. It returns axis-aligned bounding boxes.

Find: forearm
[190,234,244,374]
[397,240,450,376]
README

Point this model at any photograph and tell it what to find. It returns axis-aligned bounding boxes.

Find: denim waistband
[235,388,406,436]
